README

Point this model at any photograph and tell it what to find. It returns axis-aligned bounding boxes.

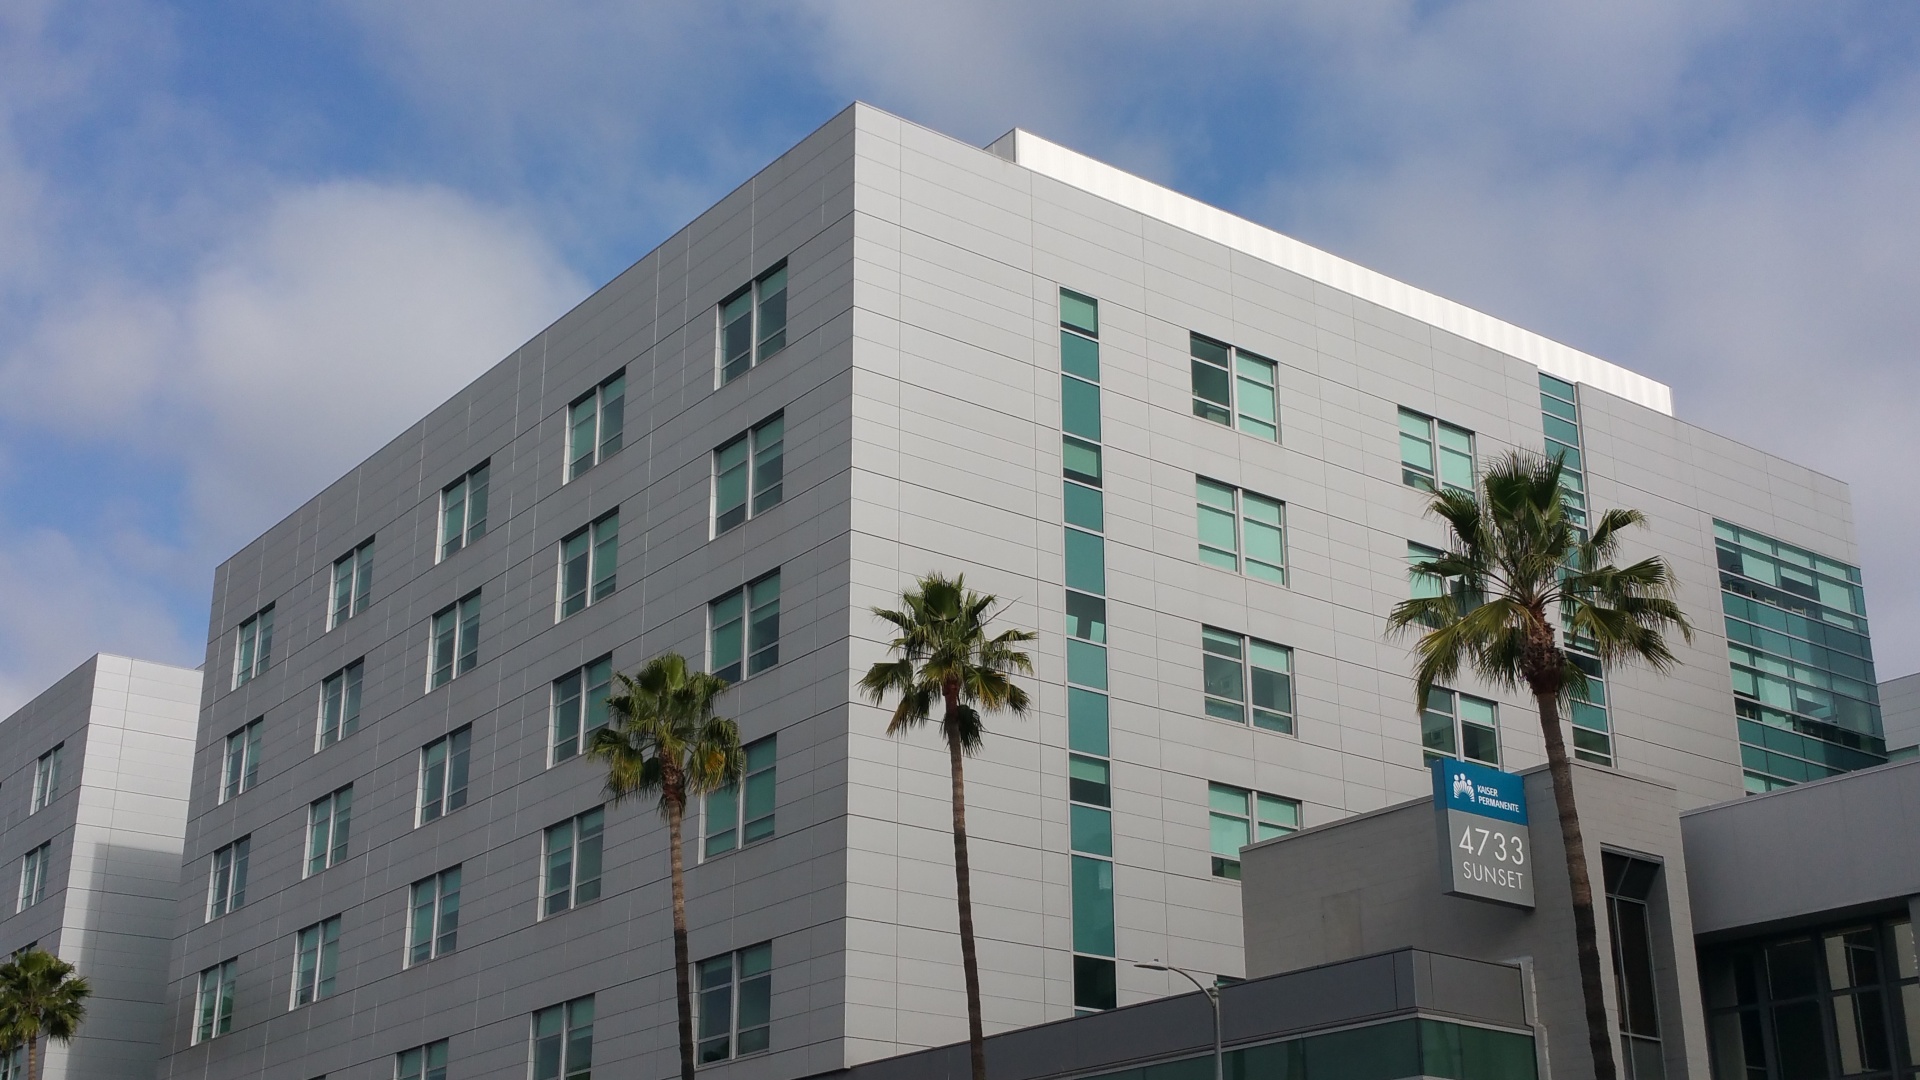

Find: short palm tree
[859,572,1036,1080]
[587,652,742,1080]
[1386,451,1691,1080]
[0,948,90,1080]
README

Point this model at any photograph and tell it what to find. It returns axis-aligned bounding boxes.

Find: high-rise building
[155,103,1885,1079]
[0,654,201,1080]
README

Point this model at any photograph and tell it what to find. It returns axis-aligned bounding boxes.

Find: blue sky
[3,1,1919,712]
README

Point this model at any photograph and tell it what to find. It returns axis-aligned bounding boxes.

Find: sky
[3,1,1919,715]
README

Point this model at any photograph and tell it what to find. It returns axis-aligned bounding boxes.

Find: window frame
[221,719,262,803]
[427,591,482,690]
[531,995,595,1080]
[550,656,614,766]
[328,538,375,630]
[717,261,790,385]
[17,842,51,911]
[193,959,237,1044]
[316,659,364,751]
[1189,332,1280,441]
[438,459,491,562]
[290,914,342,1009]
[565,369,627,482]
[417,726,472,825]
[232,604,275,688]
[704,735,777,858]
[712,412,787,536]
[709,570,781,684]
[29,744,62,813]
[206,836,250,921]
[1398,408,1475,494]
[1207,782,1300,879]
[557,509,620,620]
[407,866,462,967]
[1199,627,1296,734]
[1195,477,1287,584]
[697,941,774,1062]
[395,1039,449,1080]
[305,784,353,877]
[1422,687,1501,767]
[541,807,605,918]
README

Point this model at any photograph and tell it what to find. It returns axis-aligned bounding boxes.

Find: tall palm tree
[1386,451,1691,1080]
[0,948,90,1080]
[859,572,1036,1080]
[587,652,742,1080]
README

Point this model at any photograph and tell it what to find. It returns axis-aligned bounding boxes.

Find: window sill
[698,834,775,866]
[1198,711,1297,739]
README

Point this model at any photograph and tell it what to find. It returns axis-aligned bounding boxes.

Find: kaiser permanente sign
[1431,758,1535,909]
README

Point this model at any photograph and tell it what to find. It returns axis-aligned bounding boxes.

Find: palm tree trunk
[947,728,988,1080]
[26,1034,36,1080]
[1534,687,1619,1080]
[668,795,696,1080]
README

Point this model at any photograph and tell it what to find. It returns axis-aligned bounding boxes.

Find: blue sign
[1430,758,1528,826]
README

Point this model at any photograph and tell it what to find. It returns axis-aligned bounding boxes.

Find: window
[428,591,481,690]
[317,660,363,750]
[558,511,619,619]
[29,744,62,813]
[710,571,780,683]
[718,262,789,384]
[306,785,353,876]
[329,538,375,629]
[206,837,250,920]
[698,942,773,1062]
[232,604,274,688]
[407,867,461,966]
[439,460,490,560]
[1398,408,1474,493]
[531,996,594,1080]
[1195,478,1286,583]
[542,808,604,917]
[17,843,50,911]
[1423,688,1500,767]
[291,915,341,1008]
[193,960,237,1044]
[551,657,613,765]
[1603,853,1664,1079]
[705,735,776,857]
[566,370,626,480]
[1189,333,1279,440]
[713,413,786,534]
[1408,542,1477,617]
[1200,628,1295,734]
[222,719,262,802]
[396,1040,449,1080]
[418,727,471,824]
[1208,783,1299,879]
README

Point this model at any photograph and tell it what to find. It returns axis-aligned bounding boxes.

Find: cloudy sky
[3,1,1918,714]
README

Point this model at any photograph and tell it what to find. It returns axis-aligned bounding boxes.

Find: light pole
[1135,960,1222,1080]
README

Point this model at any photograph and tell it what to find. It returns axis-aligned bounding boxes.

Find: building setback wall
[0,654,201,1080]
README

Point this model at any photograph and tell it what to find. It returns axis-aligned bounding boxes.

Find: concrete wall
[0,654,201,1080]
[1682,757,1920,937]
[1240,764,1711,1079]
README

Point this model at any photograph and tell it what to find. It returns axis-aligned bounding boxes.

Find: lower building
[0,655,201,1080]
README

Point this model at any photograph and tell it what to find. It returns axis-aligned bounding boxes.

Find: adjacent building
[153,102,1890,1080]
[0,654,201,1080]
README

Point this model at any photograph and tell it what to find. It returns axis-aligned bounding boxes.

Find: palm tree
[859,572,1036,1080]
[0,948,90,1080]
[1386,451,1691,1080]
[587,652,742,1080]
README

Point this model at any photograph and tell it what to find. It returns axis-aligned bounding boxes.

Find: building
[1878,673,1920,754]
[0,654,201,1080]
[154,103,1889,1079]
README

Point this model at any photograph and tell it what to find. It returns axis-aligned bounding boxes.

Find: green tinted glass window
[1065,529,1106,594]
[1064,482,1105,531]
[1068,688,1110,755]
[1068,755,1110,807]
[1067,639,1109,690]
[1071,855,1115,955]
[1061,330,1100,382]
[1060,289,1098,336]
[1063,436,1103,487]
[1062,375,1103,441]
[1070,804,1113,856]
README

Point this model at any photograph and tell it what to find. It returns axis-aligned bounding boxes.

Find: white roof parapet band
[992,129,1673,417]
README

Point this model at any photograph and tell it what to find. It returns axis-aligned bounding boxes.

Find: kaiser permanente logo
[1451,771,1475,800]
[1435,758,1529,825]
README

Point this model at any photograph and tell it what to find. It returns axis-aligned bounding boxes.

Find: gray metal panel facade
[158,103,1871,1078]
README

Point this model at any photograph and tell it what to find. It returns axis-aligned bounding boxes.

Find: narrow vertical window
[396,1040,449,1080]
[1605,853,1665,1076]
[407,867,462,966]
[428,591,482,689]
[16,843,51,911]
[531,996,595,1080]
[329,538,375,629]
[1234,348,1279,439]
[542,808,604,917]
[549,656,613,765]
[1196,478,1239,570]
[698,942,774,1062]
[705,735,777,857]
[713,412,787,535]
[1190,334,1233,426]
[316,659,363,750]
[418,726,472,824]
[1208,783,1299,879]
[290,915,341,1007]
[206,836,250,920]
[30,744,62,812]
[221,719,262,802]
[193,960,237,1044]
[718,261,792,385]
[232,604,275,688]
[439,460,491,560]
[566,370,626,481]
[710,571,781,683]
[306,785,353,876]
[1201,627,1246,722]
[558,510,619,618]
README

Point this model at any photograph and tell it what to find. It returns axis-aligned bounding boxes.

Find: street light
[1134,960,1222,1080]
